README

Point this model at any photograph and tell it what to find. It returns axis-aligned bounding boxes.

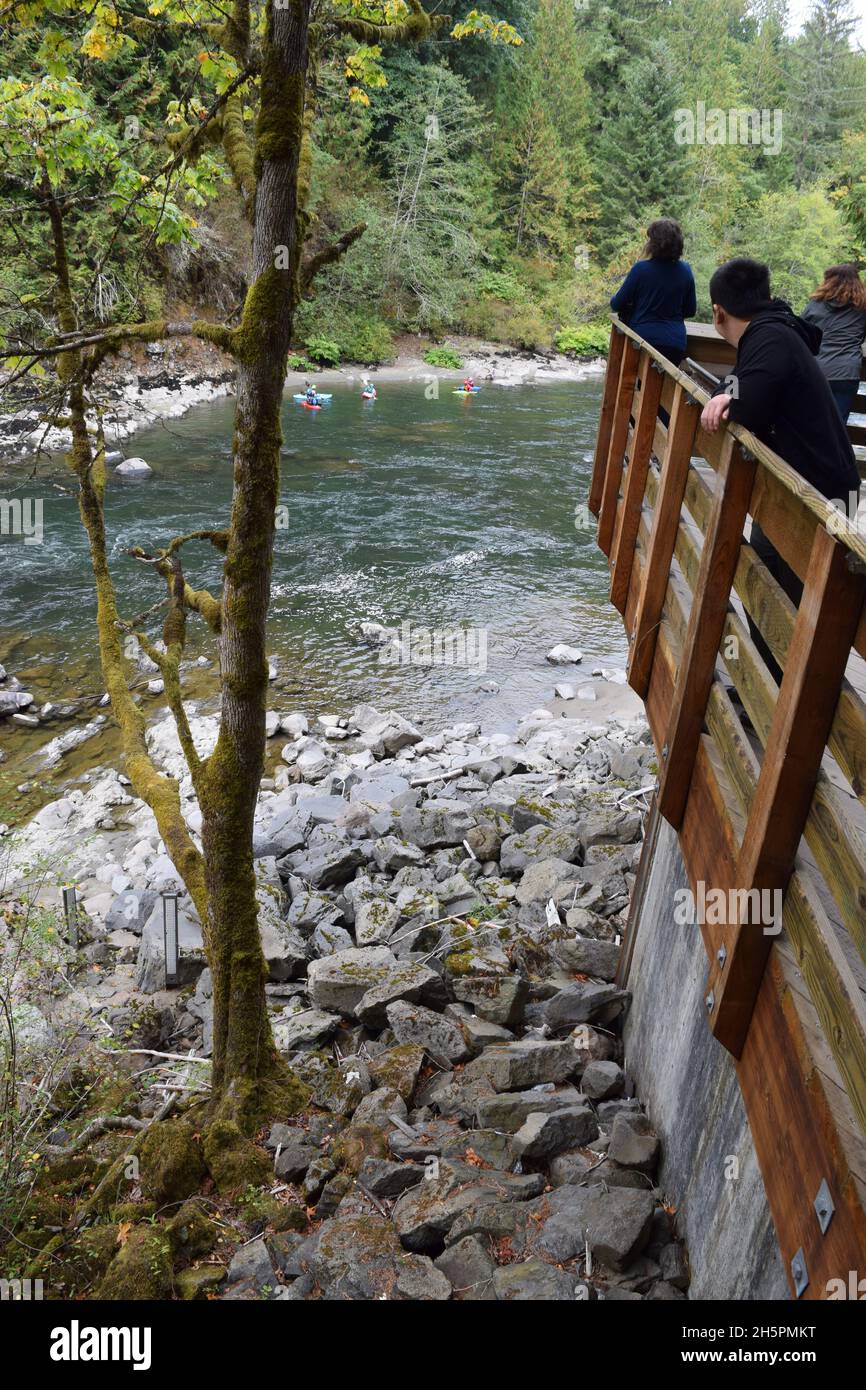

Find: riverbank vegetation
[2,1,865,370]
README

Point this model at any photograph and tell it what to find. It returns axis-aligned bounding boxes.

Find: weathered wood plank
[627,386,700,697]
[657,437,756,827]
[610,356,665,613]
[589,325,625,517]
[597,336,641,555]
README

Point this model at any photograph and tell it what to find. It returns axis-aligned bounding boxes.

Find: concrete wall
[623,812,788,1301]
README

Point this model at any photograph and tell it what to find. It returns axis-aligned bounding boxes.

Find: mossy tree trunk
[197,0,311,1120]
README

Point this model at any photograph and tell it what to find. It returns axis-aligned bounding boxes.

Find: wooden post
[707,526,866,1056]
[597,336,641,556]
[589,326,625,517]
[656,437,756,828]
[627,385,700,697]
[609,356,665,613]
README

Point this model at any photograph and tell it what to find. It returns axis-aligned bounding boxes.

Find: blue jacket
[610,258,697,352]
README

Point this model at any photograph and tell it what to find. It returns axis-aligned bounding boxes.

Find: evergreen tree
[593,39,689,261]
[787,0,866,184]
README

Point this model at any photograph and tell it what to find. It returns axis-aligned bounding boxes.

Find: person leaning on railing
[700,257,862,684]
[609,218,697,369]
[801,262,866,424]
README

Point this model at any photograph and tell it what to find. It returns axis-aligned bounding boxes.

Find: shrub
[338,314,394,364]
[304,335,341,366]
[286,352,316,372]
[476,270,525,302]
[555,323,610,357]
[423,345,463,369]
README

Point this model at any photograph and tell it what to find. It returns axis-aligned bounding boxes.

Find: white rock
[546,644,583,664]
[115,456,153,477]
[577,686,597,701]
[147,678,165,695]
[555,683,576,700]
[281,712,309,738]
[265,711,281,738]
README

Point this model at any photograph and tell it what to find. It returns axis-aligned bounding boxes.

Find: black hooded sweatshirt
[714,298,860,503]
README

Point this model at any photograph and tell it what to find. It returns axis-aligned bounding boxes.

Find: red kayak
[300,401,322,410]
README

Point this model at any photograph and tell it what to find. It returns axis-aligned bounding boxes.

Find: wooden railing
[592,318,866,1298]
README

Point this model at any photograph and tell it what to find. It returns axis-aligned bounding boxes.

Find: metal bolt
[705,991,715,1011]
[716,945,727,969]
[791,1248,809,1298]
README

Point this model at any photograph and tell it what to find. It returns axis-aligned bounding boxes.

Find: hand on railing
[701,393,732,433]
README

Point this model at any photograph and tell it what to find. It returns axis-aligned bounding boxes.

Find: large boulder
[398,799,476,850]
[386,1000,471,1065]
[306,946,397,1015]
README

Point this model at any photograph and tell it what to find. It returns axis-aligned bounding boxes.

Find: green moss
[332,1123,388,1175]
[175,1264,227,1300]
[46,1224,120,1299]
[445,951,474,976]
[202,1119,272,1195]
[138,1119,207,1207]
[96,1228,173,1301]
[166,1198,219,1261]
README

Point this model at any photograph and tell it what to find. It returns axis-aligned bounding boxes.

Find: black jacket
[715,299,860,502]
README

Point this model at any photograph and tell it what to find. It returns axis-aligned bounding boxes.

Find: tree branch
[301,222,367,291]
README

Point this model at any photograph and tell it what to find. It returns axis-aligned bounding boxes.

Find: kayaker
[463,376,475,392]
[362,378,376,398]
[305,384,318,405]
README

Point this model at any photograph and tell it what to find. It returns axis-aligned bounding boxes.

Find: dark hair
[645,218,684,261]
[709,258,772,318]
[811,262,866,312]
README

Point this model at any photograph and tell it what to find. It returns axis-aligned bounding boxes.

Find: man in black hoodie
[701,257,861,681]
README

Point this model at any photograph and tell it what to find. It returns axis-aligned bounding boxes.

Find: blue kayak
[293,392,332,403]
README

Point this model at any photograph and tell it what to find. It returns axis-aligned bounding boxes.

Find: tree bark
[198,0,311,1122]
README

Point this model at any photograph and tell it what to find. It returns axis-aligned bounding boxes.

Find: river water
[0,375,625,810]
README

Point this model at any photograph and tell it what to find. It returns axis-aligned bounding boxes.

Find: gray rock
[357,1157,425,1199]
[359,713,423,759]
[356,964,449,1028]
[453,974,527,1028]
[273,1007,339,1051]
[372,835,426,872]
[105,888,156,936]
[135,900,206,993]
[475,1085,585,1133]
[392,1160,544,1252]
[354,897,400,946]
[311,920,355,957]
[554,937,620,981]
[464,1039,578,1092]
[386,1000,472,1065]
[582,1187,655,1271]
[494,1259,579,1300]
[225,1237,276,1293]
[608,1111,660,1174]
[543,982,628,1030]
[548,1150,599,1187]
[306,946,397,1015]
[434,1236,496,1300]
[512,1104,599,1160]
[514,857,582,906]
[580,1059,624,1101]
[274,1138,318,1182]
[500,823,583,874]
[284,837,364,888]
[659,1242,689,1289]
[399,799,476,850]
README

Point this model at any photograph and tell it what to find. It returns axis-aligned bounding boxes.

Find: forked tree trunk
[197,0,312,1122]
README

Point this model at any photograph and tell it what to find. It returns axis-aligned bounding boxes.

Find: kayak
[361,391,376,400]
[292,392,332,402]
[299,401,321,411]
[453,386,481,395]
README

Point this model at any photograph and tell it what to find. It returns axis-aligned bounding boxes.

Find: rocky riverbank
[0,333,604,459]
[3,688,690,1302]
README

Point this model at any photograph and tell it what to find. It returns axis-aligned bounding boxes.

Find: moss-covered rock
[96,1227,173,1300]
[138,1119,206,1207]
[202,1119,271,1195]
[368,1044,425,1102]
[48,1224,121,1299]
[332,1122,388,1175]
[175,1264,227,1300]
[166,1198,219,1261]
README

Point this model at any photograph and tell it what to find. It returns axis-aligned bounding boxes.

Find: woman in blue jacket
[610,219,697,367]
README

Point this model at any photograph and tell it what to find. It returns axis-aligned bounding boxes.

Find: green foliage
[304,335,341,366]
[555,323,610,356]
[286,353,317,372]
[423,345,464,368]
